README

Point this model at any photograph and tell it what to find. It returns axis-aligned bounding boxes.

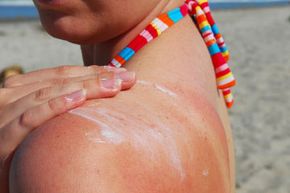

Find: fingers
[0,88,10,108]
[3,65,127,88]
[0,70,135,156]
[0,66,136,160]
[0,71,133,127]
[21,90,87,129]
[3,68,136,105]
[4,74,100,104]
[0,65,136,193]
[116,71,137,90]
[3,74,100,104]
[0,89,86,156]
[0,76,122,156]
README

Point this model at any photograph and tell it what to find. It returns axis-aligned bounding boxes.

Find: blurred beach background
[0,0,290,193]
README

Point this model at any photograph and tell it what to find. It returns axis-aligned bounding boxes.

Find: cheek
[37,10,113,44]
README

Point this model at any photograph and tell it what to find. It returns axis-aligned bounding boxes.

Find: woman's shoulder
[10,86,232,193]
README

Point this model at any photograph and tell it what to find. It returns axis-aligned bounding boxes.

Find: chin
[44,24,92,44]
[39,11,108,44]
[40,15,91,44]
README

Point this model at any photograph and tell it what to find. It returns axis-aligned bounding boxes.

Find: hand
[0,65,136,193]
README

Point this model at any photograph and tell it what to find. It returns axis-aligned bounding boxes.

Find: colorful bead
[108,0,236,109]
[222,88,234,108]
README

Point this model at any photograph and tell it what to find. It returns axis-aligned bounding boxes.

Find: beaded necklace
[108,0,236,108]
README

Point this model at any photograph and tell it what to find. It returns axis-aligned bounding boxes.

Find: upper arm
[10,101,233,193]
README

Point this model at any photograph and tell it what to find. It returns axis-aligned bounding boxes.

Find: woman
[1,0,236,192]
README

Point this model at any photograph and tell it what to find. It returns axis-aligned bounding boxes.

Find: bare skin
[0,65,136,193]
[10,0,235,192]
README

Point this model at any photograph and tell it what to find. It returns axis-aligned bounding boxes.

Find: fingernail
[101,78,122,90]
[103,66,127,73]
[116,71,136,82]
[65,89,86,103]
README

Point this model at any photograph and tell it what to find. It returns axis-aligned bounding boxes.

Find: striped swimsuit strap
[108,0,236,109]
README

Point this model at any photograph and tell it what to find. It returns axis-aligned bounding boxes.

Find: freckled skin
[9,5,235,193]
[10,84,232,193]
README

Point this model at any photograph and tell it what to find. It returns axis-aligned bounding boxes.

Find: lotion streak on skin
[154,84,177,97]
[70,109,125,145]
[202,169,209,177]
[69,105,186,180]
[85,132,106,144]
[137,80,177,98]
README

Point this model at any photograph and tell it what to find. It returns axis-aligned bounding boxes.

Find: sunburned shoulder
[10,82,233,193]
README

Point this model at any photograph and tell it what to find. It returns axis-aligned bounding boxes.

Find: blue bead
[211,24,220,35]
[220,46,228,53]
[119,47,135,61]
[208,43,221,55]
[201,25,211,33]
[168,8,183,23]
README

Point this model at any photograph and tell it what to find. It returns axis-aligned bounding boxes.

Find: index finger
[4,65,126,88]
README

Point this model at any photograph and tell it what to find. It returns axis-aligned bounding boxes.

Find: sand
[1,6,290,193]
[213,6,290,193]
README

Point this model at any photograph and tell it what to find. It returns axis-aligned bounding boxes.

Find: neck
[81,0,218,107]
[81,0,184,66]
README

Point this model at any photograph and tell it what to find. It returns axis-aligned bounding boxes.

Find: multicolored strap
[186,0,236,108]
[108,0,236,108]
[108,4,188,68]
